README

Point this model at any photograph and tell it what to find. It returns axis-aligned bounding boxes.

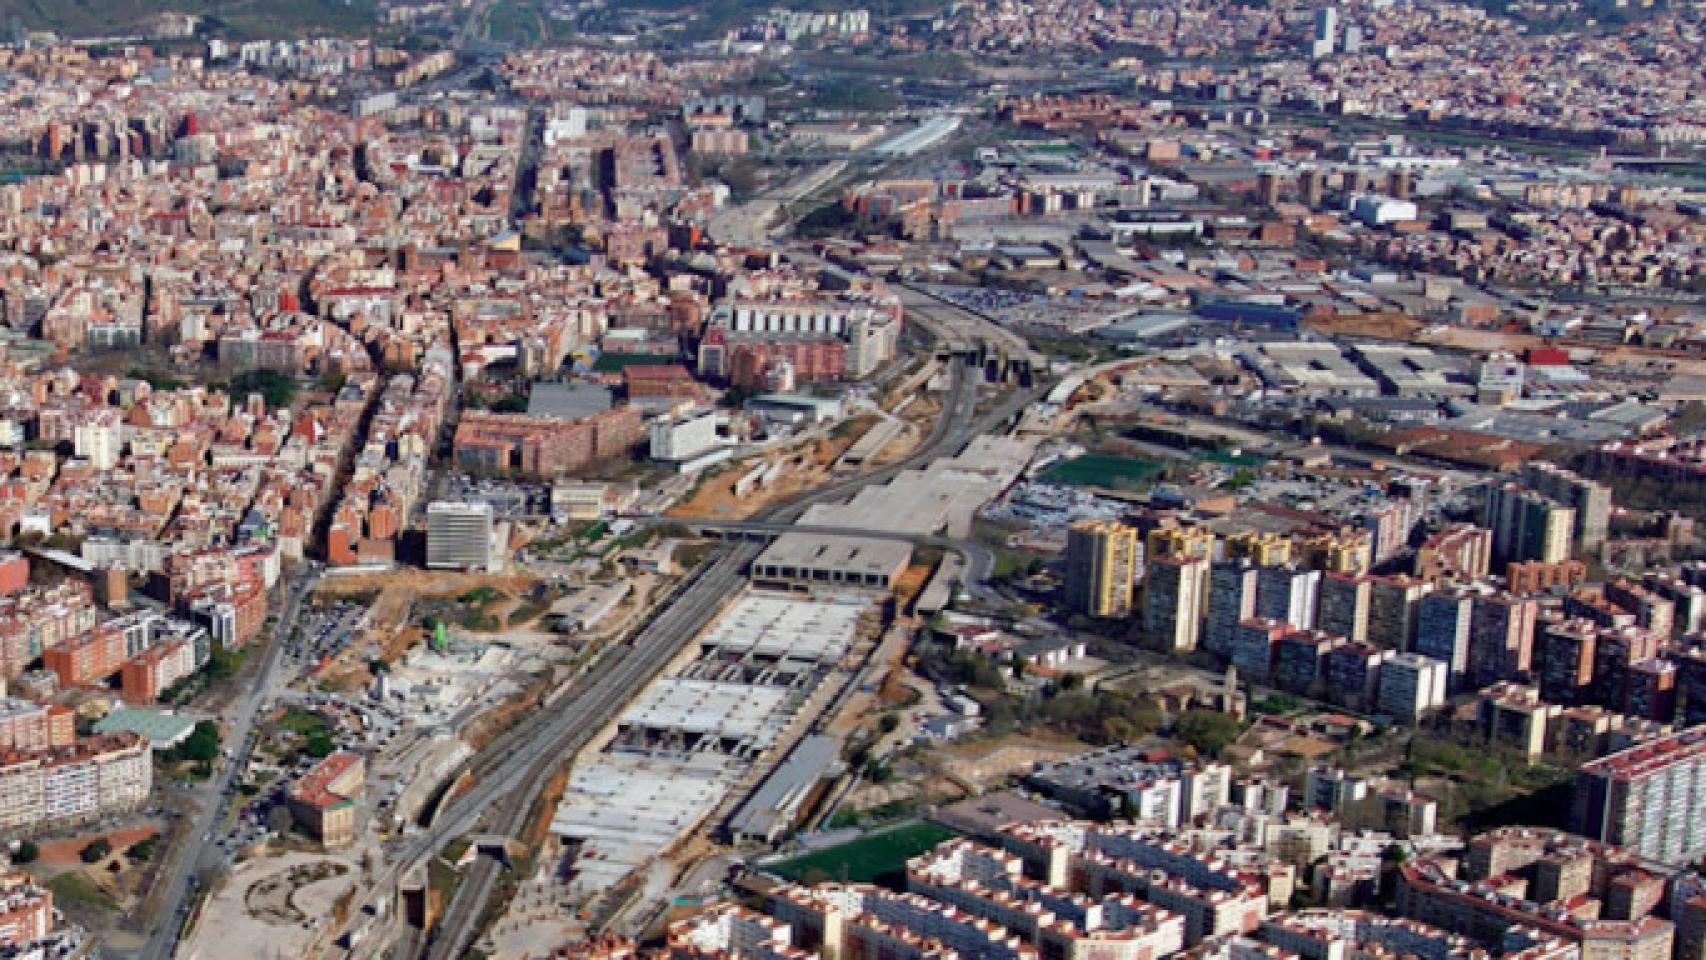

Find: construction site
[552,591,877,887]
[668,361,950,522]
[473,550,944,957]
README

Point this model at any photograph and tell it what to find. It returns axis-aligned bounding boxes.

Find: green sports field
[591,353,682,374]
[1038,454,1165,489]
[767,821,956,884]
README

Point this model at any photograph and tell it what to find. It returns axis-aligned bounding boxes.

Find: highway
[137,567,317,960]
[892,282,1043,370]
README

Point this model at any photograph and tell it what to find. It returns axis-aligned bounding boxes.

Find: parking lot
[288,602,368,669]
[218,690,406,863]
[446,475,551,518]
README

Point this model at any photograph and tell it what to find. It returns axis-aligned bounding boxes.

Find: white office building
[649,411,725,469]
[426,502,500,571]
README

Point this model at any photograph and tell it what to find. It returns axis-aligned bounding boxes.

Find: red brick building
[454,408,642,477]
[1508,559,1589,595]
[729,339,846,388]
[624,365,706,406]
[120,640,197,703]
[0,554,27,597]
[327,524,356,567]
[43,624,127,688]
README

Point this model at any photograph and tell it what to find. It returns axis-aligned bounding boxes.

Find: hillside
[0,0,379,40]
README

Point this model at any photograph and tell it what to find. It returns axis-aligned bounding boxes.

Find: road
[144,4,516,958]
[137,567,317,960]
[509,105,545,223]
[703,161,848,248]
[656,366,1048,604]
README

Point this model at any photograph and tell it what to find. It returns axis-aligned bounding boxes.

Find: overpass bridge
[892,283,1044,387]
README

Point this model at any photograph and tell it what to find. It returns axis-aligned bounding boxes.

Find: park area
[766,821,957,885]
[1038,454,1164,489]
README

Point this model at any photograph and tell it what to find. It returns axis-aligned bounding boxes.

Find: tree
[127,836,157,862]
[228,370,298,410]
[206,643,241,682]
[304,733,336,759]
[1101,716,1137,744]
[796,201,860,239]
[130,368,187,391]
[180,721,222,765]
[948,651,1007,690]
[267,805,295,834]
[13,841,37,864]
[81,838,112,863]
[1175,709,1243,758]
[1118,794,1141,821]
[719,384,758,409]
[864,758,895,784]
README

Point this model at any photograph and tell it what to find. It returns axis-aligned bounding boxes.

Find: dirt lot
[27,825,165,938]
[668,416,876,521]
[309,569,552,690]
[38,826,158,866]
[869,397,940,466]
[182,852,359,960]
[314,570,536,613]
[1306,312,1421,341]
[931,733,1087,778]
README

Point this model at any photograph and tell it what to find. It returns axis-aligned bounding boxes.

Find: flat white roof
[548,592,875,890]
[697,592,864,663]
[621,679,792,747]
[754,533,913,579]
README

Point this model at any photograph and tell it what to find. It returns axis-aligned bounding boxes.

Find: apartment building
[1064,520,1140,618]
[1144,556,1207,652]
[1573,725,1706,865]
[0,699,73,754]
[0,732,151,833]
[1485,484,1575,565]
[1377,654,1448,721]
